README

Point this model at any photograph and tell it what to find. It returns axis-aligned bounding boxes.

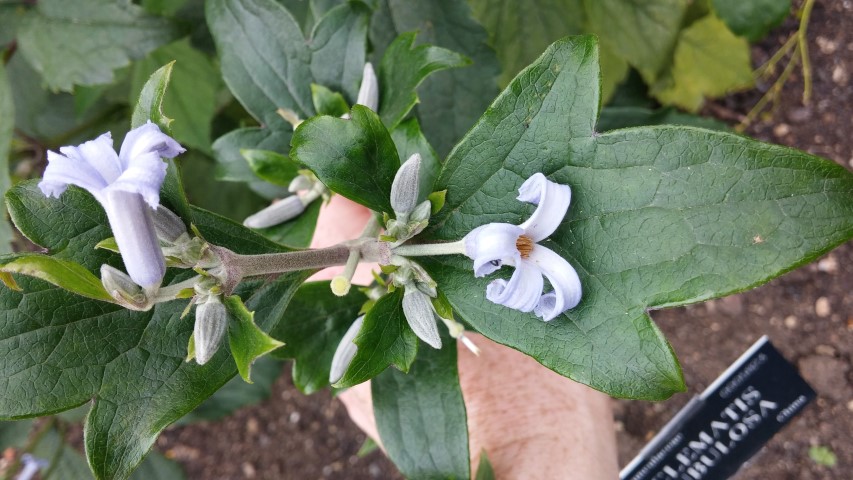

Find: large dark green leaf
[370,0,501,157]
[308,1,370,102]
[17,0,180,92]
[335,289,418,388]
[271,281,366,393]
[583,0,688,81]
[712,0,790,41]
[378,32,471,130]
[425,35,853,400]
[291,105,400,213]
[0,182,305,479]
[372,332,469,480]
[206,0,312,128]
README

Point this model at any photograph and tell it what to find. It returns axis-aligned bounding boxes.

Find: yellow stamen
[516,235,534,258]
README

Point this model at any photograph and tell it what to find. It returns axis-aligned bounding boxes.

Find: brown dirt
[161,1,852,478]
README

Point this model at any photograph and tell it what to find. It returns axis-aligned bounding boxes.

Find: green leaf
[179,356,282,423]
[598,106,730,132]
[427,35,853,400]
[242,149,301,186]
[808,445,837,467]
[292,105,400,213]
[271,281,366,393]
[712,0,790,41]
[335,289,418,388]
[390,118,441,204]
[308,1,371,102]
[211,126,292,199]
[225,295,286,382]
[0,419,34,449]
[131,60,175,131]
[178,152,268,222]
[474,451,496,480]
[206,0,312,128]
[372,332,469,480]
[130,38,222,152]
[0,183,306,479]
[370,0,501,157]
[378,31,471,130]
[311,83,351,117]
[0,62,14,254]
[17,0,180,92]
[0,254,113,303]
[255,198,322,248]
[652,15,753,111]
[584,0,688,81]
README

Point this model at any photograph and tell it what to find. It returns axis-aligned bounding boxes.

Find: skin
[311,195,619,479]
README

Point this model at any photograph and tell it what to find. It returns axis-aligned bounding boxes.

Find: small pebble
[242,462,257,478]
[847,399,853,412]
[784,315,798,329]
[788,107,812,123]
[817,255,838,273]
[246,417,260,435]
[816,36,838,54]
[815,344,837,356]
[289,411,301,424]
[773,123,791,137]
[815,297,831,317]
[832,65,849,85]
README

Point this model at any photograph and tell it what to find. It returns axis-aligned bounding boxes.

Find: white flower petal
[39,150,109,201]
[528,244,582,321]
[110,151,168,208]
[58,132,123,184]
[517,172,571,242]
[485,259,544,312]
[118,121,185,170]
[463,223,523,277]
[329,315,365,384]
[402,287,442,349]
[355,62,379,112]
[103,189,166,288]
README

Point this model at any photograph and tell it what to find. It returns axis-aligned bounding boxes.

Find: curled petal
[110,151,168,208]
[517,172,571,242]
[485,259,544,313]
[402,287,441,349]
[39,150,109,201]
[118,121,185,169]
[103,190,166,288]
[58,132,123,184]
[463,223,523,277]
[528,244,582,321]
[329,315,365,384]
[355,62,379,112]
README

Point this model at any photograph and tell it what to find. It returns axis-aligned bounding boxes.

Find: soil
[159,1,852,478]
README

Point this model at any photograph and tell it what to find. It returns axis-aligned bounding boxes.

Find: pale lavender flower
[38,122,185,288]
[463,173,581,321]
[16,454,48,480]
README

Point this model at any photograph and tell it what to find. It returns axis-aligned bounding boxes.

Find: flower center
[516,235,534,259]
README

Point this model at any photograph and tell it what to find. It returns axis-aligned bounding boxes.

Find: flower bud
[390,153,421,215]
[356,62,379,112]
[101,264,151,311]
[329,315,365,384]
[151,205,187,243]
[402,287,441,349]
[243,195,306,229]
[194,296,228,365]
[288,174,314,193]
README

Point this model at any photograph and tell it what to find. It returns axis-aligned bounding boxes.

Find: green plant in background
[0,1,850,480]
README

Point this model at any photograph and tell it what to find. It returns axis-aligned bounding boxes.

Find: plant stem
[798,0,816,103]
[393,240,467,257]
[232,245,351,277]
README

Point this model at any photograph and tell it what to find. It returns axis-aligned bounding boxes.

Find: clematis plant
[0,2,851,479]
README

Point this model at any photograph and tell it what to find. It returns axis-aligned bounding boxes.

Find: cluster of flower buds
[384,154,432,244]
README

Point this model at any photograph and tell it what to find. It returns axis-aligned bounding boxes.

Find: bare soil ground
[160,1,852,478]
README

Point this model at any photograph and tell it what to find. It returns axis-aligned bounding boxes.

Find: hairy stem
[393,240,467,257]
